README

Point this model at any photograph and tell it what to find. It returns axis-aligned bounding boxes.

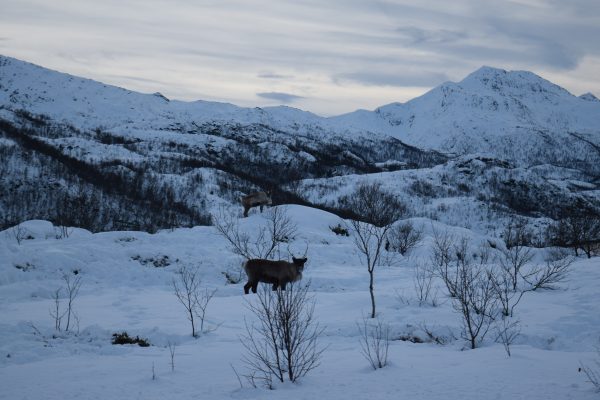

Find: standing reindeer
[241,191,272,217]
[243,256,308,294]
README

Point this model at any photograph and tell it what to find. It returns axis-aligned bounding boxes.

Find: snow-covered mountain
[2,55,599,163]
[332,66,600,166]
[0,55,599,232]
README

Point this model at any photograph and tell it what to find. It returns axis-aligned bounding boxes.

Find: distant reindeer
[243,257,308,294]
[241,191,272,217]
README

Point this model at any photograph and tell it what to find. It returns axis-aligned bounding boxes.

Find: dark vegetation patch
[131,255,172,268]
[111,332,150,347]
[329,223,349,236]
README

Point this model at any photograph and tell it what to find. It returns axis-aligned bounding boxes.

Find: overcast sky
[1,0,599,115]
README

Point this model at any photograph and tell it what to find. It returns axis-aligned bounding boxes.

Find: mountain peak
[459,65,569,98]
[579,92,599,102]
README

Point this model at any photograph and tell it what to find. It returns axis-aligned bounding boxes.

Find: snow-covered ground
[1,206,599,399]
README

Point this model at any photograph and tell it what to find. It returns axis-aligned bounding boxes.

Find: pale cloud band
[1,0,599,116]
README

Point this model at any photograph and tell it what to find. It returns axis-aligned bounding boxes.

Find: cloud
[1,0,599,115]
[395,26,468,45]
[257,72,293,79]
[256,92,304,103]
[334,70,449,87]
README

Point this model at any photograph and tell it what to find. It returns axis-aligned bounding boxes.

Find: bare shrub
[358,316,390,370]
[241,282,324,387]
[495,318,520,357]
[49,288,66,331]
[580,340,600,392]
[172,265,216,337]
[54,225,73,239]
[8,223,32,245]
[167,342,177,372]
[413,262,439,307]
[386,221,424,255]
[408,179,437,198]
[344,182,406,318]
[453,259,498,349]
[490,268,527,318]
[491,245,572,320]
[432,235,499,349]
[213,206,297,260]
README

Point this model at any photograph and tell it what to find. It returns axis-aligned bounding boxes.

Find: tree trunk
[369,269,376,318]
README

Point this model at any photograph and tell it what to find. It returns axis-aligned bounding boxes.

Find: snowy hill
[1,208,599,399]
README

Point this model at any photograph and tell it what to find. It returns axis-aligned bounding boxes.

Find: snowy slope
[1,209,599,399]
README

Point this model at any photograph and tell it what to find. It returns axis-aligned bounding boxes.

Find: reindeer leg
[280,282,287,291]
[272,283,278,291]
[244,282,252,294]
[243,206,249,218]
[260,204,264,213]
[252,282,258,293]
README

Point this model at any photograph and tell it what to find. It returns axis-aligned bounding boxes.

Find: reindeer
[241,191,272,217]
[243,256,308,294]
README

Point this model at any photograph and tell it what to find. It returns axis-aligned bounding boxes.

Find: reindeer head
[291,256,308,270]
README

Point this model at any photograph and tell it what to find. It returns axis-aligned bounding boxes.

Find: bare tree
[433,236,499,349]
[430,228,458,297]
[62,273,82,332]
[454,261,498,349]
[241,282,324,387]
[499,220,534,291]
[357,316,390,370]
[197,287,217,333]
[548,215,600,258]
[172,265,215,337]
[213,206,297,260]
[345,182,406,318]
[386,221,424,256]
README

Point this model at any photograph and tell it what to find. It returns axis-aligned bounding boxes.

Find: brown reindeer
[241,191,272,217]
[243,257,308,294]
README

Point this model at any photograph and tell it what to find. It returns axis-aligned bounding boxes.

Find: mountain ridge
[2,54,599,158]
